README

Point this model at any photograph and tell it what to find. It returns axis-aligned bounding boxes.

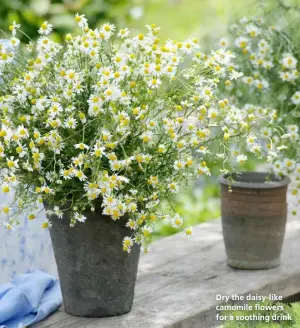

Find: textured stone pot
[46,205,140,317]
[219,172,290,270]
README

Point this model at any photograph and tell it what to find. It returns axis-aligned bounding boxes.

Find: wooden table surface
[34,211,300,328]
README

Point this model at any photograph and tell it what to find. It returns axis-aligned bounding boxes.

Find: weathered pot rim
[219,171,290,189]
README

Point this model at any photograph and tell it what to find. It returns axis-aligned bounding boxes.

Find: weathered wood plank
[33,214,300,328]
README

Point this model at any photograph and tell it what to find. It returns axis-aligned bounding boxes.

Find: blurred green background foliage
[2,0,300,42]
[0,0,134,41]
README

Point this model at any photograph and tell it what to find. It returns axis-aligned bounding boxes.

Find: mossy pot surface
[46,204,140,317]
[219,172,290,270]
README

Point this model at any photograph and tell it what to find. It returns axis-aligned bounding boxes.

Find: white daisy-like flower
[171,213,183,228]
[117,28,130,39]
[100,23,116,40]
[282,54,297,69]
[74,143,89,150]
[236,154,248,164]
[283,158,296,170]
[9,21,21,36]
[287,124,299,134]
[173,160,185,170]
[196,163,211,176]
[235,36,249,49]
[245,24,261,37]
[148,78,161,89]
[229,70,244,80]
[75,13,88,29]
[9,37,20,48]
[279,71,293,82]
[123,236,134,253]
[38,21,53,35]
[54,206,63,219]
[75,170,87,181]
[64,118,77,129]
[7,157,19,171]
[74,212,87,223]
[168,182,179,193]
[142,225,153,237]
[219,37,228,48]
[104,85,121,101]
[185,226,193,236]
[291,91,300,105]
[126,219,137,230]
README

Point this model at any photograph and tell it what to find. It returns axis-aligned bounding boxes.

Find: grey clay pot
[46,205,140,317]
[219,172,290,270]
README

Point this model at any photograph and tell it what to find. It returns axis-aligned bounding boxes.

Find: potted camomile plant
[217,16,300,270]
[0,15,276,316]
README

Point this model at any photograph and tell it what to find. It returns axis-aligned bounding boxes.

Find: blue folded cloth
[0,271,62,328]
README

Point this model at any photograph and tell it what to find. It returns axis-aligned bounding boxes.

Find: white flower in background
[279,71,293,82]
[267,151,278,162]
[262,61,274,69]
[75,143,89,151]
[247,134,257,145]
[196,162,211,176]
[258,39,269,50]
[246,24,261,37]
[273,161,283,174]
[235,36,249,49]
[182,39,199,54]
[148,78,161,89]
[291,91,300,105]
[281,54,297,69]
[75,13,88,29]
[101,23,116,40]
[171,214,184,228]
[242,76,254,85]
[9,21,21,36]
[255,79,269,89]
[236,154,248,164]
[117,28,130,39]
[261,128,271,138]
[38,21,53,35]
[9,37,20,48]
[229,70,244,80]
[185,226,193,236]
[250,143,262,155]
[283,158,296,171]
[295,164,300,177]
[287,124,299,134]
[219,37,228,48]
